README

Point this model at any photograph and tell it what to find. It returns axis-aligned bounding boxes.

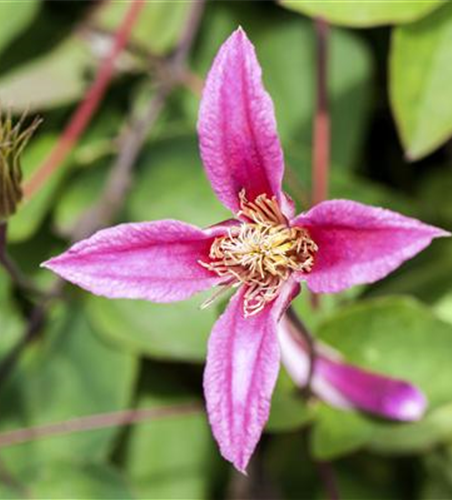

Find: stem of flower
[311,18,330,309]
[22,0,146,201]
[312,17,330,207]
[0,402,201,448]
[0,222,43,296]
[315,461,340,500]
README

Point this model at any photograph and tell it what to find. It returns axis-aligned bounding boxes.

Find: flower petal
[278,317,427,421]
[198,27,292,217]
[204,281,299,472]
[292,200,449,293]
[316,356,427,421]
[42,220,225,302]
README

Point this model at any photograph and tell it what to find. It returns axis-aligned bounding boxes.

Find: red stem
[23,0,146,200]
[0,402,201,448]
[312,18,330,206]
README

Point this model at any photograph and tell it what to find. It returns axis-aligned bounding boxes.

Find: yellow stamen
[200,190,318,317]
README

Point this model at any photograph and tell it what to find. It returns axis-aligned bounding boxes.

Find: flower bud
[0,111,41,220]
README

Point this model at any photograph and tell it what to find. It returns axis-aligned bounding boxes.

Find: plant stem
[0,222,42,296]
[316,461,340,500]
[0,403,201,448]
[312,17,330,206]
[23,0,146,200]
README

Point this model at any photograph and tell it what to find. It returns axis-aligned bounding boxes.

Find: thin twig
[0,402,202,449]
[312,17,330,207]
[23,0,146,200]
[285,306,316,397]
[311,18,330,310]
[0,223,42,295]
[73,84,170,239]
[316,461,340,500]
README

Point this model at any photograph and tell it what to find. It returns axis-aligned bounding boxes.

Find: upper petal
[204,281,299,473]
[198,28,291,217]
[292,199,449,293]
[42,220,225,302]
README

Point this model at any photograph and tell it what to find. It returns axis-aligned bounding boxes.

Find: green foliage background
[0,1,452,498]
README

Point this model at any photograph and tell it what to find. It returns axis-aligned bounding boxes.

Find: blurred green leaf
[0,268,25,355]
[311,405,375,460]
[0,38,91,112]
[53,165,108,236]
[0,303,137,472]
[127,136,229,227]
[369,402,452,454]
[87,292,216,363]
[124,366,221,499]
[281,0,446,27]
[390,2,452,159]
[0,462,135,500]
[0,2,40,58]
[93,1,192,55]
[310,296,452,459]
[267,368,313,432]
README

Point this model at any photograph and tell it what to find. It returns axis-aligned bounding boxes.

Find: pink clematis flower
[43,28,448,472]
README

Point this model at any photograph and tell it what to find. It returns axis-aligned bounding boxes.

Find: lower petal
[204,281,299,472]
[43,220,225,302]
[278,316,426,421]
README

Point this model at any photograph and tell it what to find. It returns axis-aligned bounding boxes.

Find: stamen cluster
[201,191,318,316]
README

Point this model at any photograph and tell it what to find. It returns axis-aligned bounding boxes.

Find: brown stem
[0,402,201,448]
[311,18,330,309]
[23,0,146,200]
[312,17,330,207]
[316,461,340,500]
[0,222,43,296]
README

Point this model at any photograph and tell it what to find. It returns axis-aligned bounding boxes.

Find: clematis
[43,28,448,472]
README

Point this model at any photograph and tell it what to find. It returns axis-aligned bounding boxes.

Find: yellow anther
[200,191,318,317]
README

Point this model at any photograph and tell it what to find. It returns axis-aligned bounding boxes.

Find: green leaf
[0,38,92,112]
[266,368,313,432]
[94,1,192,55]
[0,462,135,500]
[280,0,446,27]
[310,296,452,459]
[369,402,452,454]
[124,366,221,499]
[0,268,25,355]
[390,2,452,159]
[127,136,229,227]
[311,405,375,460]
[0,303,138,473]
[0,2,40,57]
[87,292,217,362]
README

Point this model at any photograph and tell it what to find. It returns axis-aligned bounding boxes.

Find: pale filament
[200,191,318,317]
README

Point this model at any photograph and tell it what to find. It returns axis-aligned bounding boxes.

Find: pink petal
[278,317,426,421]
[204,281,299,473]
[198,27,292,217]
[292,200,449,293]
[42,220,225,302]
[316,356,427,421]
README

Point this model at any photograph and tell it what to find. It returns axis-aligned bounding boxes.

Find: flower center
[200,191,318,317]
